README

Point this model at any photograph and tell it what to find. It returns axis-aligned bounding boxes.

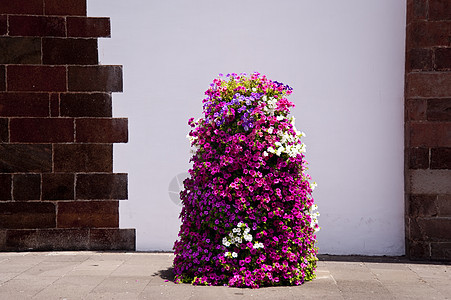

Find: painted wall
[88,0,406,255]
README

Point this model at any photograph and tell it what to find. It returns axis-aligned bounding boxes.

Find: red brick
[50,93,59,117]
[431,147,451,169]
[60,93,112,117]
[0,202,55,229]
[42,173,74,200]
[0,144,52,173]
[57,201,118,228]
[429,0,451,21]
[407,21,451,48]
[406,73,451,98]
[68,66,123,92]
[7,66,67,92]
[0,15,8,36]
[409,147,429,169]
[44,0,86,16]
[43,38,98,65]
[8,16,65,37]
[76,173,127,200]
[0,37,42,64]
[76,118,128,143]
[406,48,433,72]
[0,65,5,91]
[67,17,110,37]
[427,98,451,121]
[0,0,43,15]
[409,122,451,147]
[54,144,112,172]
[0,118,7,142]
[3,228,89,251]
[406,98,427,121]
[90,229,135,251]
[10,118,74,143]
[0,174,11,200]
[0,93,49,117]
[13,174,41,201]
[435,48,451,70]
[408,194,438,217]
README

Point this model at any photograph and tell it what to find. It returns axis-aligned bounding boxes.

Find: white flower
[276,115,284,121]
[232,252,238,258]
[237,222,244,227]
[267,147,275,153]
[267,127,274,134]
[263,151,268,157]
[225,251,230,257]
[252,88,257,92]
[310,182,317,191]
[244,234,253,242]
[253,242,264,249]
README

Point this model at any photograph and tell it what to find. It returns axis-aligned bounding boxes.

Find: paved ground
[0,252,449,299]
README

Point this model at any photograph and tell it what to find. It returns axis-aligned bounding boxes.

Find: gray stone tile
[33,275,105,300]
[139,282,194,300]
[0,276,58,298]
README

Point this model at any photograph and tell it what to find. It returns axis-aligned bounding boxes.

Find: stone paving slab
[0,252,449,299]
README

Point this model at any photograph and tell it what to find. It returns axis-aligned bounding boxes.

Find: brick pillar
[405,0,451,260]
[0,0,135,251]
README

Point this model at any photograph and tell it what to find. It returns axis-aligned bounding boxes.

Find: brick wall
[405,0,451,260]
[0,0,135,251]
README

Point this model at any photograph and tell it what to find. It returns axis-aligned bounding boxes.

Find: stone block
[408,194,438,217]
[76,173,127,200]
[410,169,451,194]
[406,73,451,98]
[68,65,122,92]
[7,65,67,92]
[3,228,90,251]
[60,93,112,117]
[0,118,7,142]
[406,98,427,121]
[430,147,451,169]
[50,93,59,117]
[57,201,119,228]
[409,122,451,147]
[427,98,451,121]
[43,38,98,65]
[90,228,136,250]
[0,202,55,229]
[0,37,41,64]
[75,118,128,143]
[54,144,112,173]
[429,0,451,21]
[42,173,75,200]
[13,174,41,200]
[44,0,86,16]
[409,147,429,169]
[0,174,11,200]
[0,93,49,117]
[0,144,52,173]
[8,15,66,37]
[0,0,43,15]
[10,118,74,143]
[406,48,433,71]
[67,17,110,37]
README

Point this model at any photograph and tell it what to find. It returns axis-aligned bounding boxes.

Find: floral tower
[173,72,319,288]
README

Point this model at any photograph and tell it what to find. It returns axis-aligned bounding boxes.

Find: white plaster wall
[88,0,406,255]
